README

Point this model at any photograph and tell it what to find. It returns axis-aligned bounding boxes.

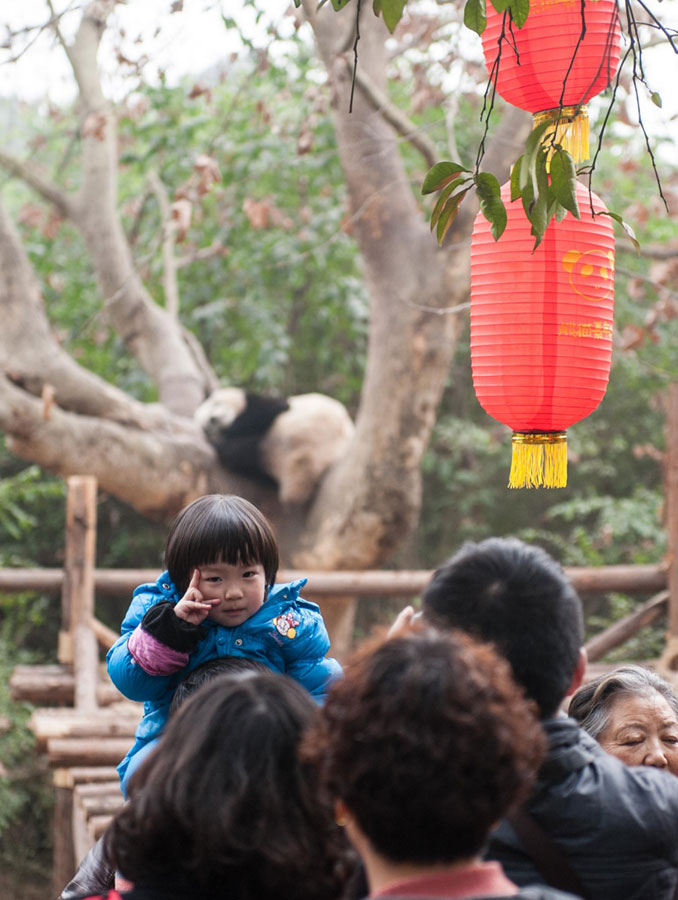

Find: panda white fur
[195,388,355,505]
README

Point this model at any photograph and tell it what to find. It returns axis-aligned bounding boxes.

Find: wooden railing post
[61,476,99,711]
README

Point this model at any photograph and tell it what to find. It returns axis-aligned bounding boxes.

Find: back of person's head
[164,493,279,594]
[106,672,352,900]
[305,629,544,866]
[421,537,584,717]
[569,664,678,739]
[168,656,271,716]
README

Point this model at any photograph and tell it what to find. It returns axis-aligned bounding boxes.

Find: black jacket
[488,716,678,900]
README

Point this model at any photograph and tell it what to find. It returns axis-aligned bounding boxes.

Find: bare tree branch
[0,150,75,219]
[347,56,440,168]
[148,170,180,320]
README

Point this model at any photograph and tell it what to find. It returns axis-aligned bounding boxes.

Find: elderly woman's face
[598,691,678,775]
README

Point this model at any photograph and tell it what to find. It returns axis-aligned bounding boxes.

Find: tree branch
[148,170,180,319]
[0,150,75,219]
[348,57,439,169]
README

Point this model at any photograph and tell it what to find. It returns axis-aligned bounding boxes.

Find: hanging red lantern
[470,181,615,488]
[481,0,621,161]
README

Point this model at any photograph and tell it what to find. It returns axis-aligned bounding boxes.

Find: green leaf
[509,0,530,27]
[464,0,487,35]
[535,148,549,198]
[555,201,568,223]
[519,120,551,193]
[373,0,381,12]
[549,149,580,218]
[599,210,641,254]
[430,178,469,230]
[422,161,470,195]
[380,0,406,31]
[528,191,548,248]
[475,172,507,240]
[521,179,534,221]
[330,0,351,9]
[651,91,663,109]
[436,190,470,244]
[490,0,511,11]
[510,155,523,201]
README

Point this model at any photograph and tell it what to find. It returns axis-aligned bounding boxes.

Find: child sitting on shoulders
[106,493,341,794]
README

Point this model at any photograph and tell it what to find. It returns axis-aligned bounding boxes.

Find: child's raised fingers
[189,568,201,589]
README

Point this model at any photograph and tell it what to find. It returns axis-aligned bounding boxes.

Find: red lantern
[481,0,621,161]
[470,181,615,488]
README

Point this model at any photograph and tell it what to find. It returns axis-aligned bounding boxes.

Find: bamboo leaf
[422,161,470,194]
[430,178,468,230]
[475,172,507,240]
[509,0,530,27]
[464,0,487,35]
[380,0,406,31]
[549,149,580,218]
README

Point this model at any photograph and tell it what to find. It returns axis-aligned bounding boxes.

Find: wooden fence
[3,448,676,892]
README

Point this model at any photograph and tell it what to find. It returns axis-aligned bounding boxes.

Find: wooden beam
[0,562,668,598]
[30,709,140,750]
[585,591,668,663]
[9,665,123,706]
[64,476,99,711]
[47,737,132,768]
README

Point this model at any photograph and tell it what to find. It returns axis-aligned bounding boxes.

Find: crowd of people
[56,495,678,900]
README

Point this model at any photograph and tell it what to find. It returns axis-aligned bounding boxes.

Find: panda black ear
[222,393,290,437]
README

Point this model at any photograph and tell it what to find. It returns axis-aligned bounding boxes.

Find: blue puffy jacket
[106,572,341,785]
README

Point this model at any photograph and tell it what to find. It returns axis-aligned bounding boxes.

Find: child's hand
[174,569,215,625]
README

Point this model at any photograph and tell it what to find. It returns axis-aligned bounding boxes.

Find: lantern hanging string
[509,432,568,489]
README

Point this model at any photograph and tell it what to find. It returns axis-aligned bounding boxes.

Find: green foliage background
[0,8,676,889]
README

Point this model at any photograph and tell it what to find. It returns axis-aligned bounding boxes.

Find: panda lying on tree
[195,388,355,505]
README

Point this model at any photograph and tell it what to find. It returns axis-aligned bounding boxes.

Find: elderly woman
[304,628,578,900]
[569,664,678,775]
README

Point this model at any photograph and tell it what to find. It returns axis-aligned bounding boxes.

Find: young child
[106,493,342,795]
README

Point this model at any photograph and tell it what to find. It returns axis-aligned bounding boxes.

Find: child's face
[197,561,267,628]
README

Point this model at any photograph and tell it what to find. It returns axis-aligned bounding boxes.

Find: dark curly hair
[164,494,279,594]
[304,629,545,865]
[105,672,353,900]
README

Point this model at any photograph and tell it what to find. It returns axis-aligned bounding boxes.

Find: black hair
[106,673,353,900]
[164,494,279,595]
[422,537,584,717]
[168,656,271,717]
[305,629,544,865]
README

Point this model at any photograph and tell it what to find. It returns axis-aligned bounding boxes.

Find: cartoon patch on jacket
[273,608,300,639]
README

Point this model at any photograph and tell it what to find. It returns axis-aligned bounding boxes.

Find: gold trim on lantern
[509,432,568,489]
[533,106,590,164]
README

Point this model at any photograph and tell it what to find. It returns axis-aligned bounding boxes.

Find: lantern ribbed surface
[470,181,615,435]
[481,0,621,114]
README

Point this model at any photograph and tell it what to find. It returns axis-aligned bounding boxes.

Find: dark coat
[488,716,678,900]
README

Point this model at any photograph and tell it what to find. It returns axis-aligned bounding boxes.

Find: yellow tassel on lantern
[533,106,590,164]
[509,432,568,489]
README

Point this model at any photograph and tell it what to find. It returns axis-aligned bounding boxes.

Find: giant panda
[195,388,355,505]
